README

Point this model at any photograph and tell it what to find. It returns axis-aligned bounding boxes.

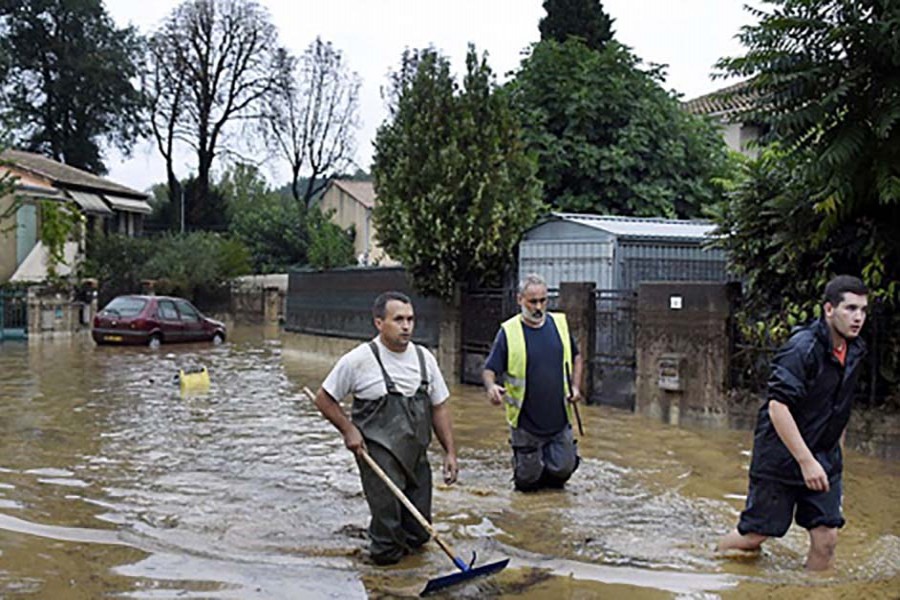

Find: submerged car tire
[148,334,162,349]
[212,332,225,345]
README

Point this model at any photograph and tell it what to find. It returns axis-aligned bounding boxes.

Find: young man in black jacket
[718,275,869,570]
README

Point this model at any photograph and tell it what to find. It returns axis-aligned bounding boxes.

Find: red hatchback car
[92,295,226,348]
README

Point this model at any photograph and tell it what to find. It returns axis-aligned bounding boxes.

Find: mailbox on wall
[658,353,685,391]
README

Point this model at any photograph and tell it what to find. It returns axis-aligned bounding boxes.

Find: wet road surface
[1,326,897,598]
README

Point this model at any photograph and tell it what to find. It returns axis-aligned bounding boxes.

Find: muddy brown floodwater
[1,326,897,599]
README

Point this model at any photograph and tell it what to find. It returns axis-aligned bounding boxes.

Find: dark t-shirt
[484,314,579,436]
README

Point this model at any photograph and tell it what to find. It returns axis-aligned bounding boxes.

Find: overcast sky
[102,0,759,192]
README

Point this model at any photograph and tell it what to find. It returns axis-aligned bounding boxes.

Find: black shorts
[737,476,844,537]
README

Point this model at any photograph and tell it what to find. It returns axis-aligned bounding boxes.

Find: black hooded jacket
[749,318,867,485]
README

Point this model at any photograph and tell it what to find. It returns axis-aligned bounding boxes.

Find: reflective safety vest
[500,312,573,428]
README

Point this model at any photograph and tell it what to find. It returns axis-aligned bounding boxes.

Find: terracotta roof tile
[682,80,758,119]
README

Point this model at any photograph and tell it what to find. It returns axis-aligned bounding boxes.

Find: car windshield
[102,297,147,317]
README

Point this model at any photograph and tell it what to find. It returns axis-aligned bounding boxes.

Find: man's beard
[522,306,544,323]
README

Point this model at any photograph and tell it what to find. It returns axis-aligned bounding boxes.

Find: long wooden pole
[302,386,466,569]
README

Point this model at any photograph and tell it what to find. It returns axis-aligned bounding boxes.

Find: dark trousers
[357,442,432,564]
[510,424,578,491]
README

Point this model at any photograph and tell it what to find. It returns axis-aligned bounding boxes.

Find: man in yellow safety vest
[482,273,584,491]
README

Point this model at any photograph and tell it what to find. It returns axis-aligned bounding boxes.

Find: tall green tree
[539,0,614,50]
[511,38,731,218]
[0,0,144,174]
[219,163,308,272]
[712,0,900,402]
[716,0,900,298]
[373,46,543,300]
[711,145,900,401]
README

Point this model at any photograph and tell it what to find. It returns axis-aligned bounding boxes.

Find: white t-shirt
[322,336,449,406]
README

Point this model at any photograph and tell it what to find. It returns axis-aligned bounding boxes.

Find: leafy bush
[83,232,250,305]
[143,232,250,299]
[306,207,355,269]
[82,232,154,304]
[220,164,308,272]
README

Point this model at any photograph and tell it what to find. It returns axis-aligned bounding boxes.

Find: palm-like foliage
[714,0,900,403]
[717,0,900,265]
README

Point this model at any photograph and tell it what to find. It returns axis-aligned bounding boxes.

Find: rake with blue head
[358,448,509,596]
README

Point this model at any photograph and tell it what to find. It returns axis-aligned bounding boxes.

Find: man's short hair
[372,291,412,319]
[518,273,547,295]
[824,275,868,306]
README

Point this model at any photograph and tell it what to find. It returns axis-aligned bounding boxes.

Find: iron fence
[0,288,28,341]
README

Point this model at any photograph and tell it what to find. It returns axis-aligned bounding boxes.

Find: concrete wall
[319,185,395,266]
[230,275,288,323]
[26,287,94,337]
[718,120,760,158]
[560,282,597,400]
[726,395,900,460]
[635,282,735,426]
[0,193,16,282]
[0,167,54,284]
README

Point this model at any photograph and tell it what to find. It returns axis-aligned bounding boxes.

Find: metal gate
[460,287,516,384]
[0,289,28,342]
[591,289,637,409]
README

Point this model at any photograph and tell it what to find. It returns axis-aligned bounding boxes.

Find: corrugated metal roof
[103,193,152,214]
[67,190,113,216]
[550,212,718,241]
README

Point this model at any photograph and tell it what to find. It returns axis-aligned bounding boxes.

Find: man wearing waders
[313,291,458,565]
[718,275,869,570]
[482,273,583,491]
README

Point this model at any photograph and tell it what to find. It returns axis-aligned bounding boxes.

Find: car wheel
[148,334,162,349]
[212,332,225,345]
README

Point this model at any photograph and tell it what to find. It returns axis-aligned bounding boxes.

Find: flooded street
[1,326,898,599]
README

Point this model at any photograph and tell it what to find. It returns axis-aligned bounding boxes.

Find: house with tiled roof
[683,80,762,157]
[318,179,396,266]
[0,149,152,284]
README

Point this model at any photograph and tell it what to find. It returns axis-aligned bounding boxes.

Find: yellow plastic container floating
[178,366,210,392]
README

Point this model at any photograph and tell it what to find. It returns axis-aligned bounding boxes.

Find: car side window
[158,301,179,320]
[176,301,200,322]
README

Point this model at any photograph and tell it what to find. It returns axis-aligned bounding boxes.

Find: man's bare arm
[431,402,458,484]
[312,387,364,454]
[570,353,585,402]
[482,369,505,406]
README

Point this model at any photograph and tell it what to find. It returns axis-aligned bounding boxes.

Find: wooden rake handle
[302,386,464,568]
[360,447,464,566]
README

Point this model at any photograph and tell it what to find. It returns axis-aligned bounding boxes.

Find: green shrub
[83,232,250,305]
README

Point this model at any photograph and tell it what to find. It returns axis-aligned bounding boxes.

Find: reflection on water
[0,327,897,598]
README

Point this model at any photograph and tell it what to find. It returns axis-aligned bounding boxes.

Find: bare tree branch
[261,37,361,205]
[144,0,290,218]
